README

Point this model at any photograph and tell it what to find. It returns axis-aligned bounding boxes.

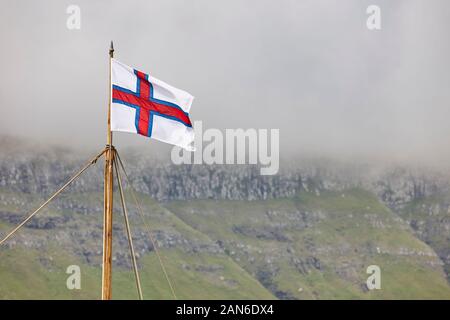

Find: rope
[0,148,106,246]
[115,151,178,300]
[113,156,144,300]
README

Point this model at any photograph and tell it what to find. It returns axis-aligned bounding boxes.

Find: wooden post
[102,41,115,300]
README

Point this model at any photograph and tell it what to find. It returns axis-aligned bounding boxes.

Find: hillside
[165,189,450,299]
[0,141,449,299]
[0,190,274,299]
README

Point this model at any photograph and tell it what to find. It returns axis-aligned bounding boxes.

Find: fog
[0,0,449,166]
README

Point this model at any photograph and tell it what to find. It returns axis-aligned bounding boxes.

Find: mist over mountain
[1,0,450,300]
[0,137,449,299]
[1,1,450,165]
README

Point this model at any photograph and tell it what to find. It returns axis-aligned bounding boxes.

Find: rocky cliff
[0,141,449,299]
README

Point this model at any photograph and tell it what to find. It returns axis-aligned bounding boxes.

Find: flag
[111,59,195,151]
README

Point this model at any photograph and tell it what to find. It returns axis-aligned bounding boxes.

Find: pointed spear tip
[109,41,114,57]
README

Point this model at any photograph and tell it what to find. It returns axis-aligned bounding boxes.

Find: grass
[1,187,449,299]
[0,190,275,300]
[165,188,450,299]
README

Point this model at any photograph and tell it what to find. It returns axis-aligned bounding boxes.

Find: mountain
[0,139,449,299]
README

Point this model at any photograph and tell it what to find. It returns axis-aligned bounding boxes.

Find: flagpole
[102,41,115,300]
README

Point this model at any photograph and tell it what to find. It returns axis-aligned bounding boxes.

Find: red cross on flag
[111,59,195,151]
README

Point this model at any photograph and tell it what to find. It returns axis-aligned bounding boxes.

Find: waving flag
[111,59,195,151]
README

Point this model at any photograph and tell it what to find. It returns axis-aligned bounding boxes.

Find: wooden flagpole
[102,41,115,300]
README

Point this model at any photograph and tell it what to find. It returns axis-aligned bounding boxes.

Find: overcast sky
[0,0,449,165]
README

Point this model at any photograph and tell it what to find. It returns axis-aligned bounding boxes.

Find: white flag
[111,59,195,151]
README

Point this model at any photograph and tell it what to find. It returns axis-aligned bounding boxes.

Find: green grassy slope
[1,187,449,299]
[397,194,450,281]
[165,188,450,299]
[0,190,275,300]
[0,246,275,300]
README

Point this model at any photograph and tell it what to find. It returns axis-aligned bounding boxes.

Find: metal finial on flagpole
[110,41,114,58]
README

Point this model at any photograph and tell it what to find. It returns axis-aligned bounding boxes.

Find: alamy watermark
[171,121,279,175]
[366,5,381,30]
[66,265,81,290]
[66,5,81,30]
[366,265,381,290]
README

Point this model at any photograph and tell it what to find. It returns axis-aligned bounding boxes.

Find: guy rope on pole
[115,150,178,300]
[1,42,195,300]
[114,155,144,300]
[0,148,106,246]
